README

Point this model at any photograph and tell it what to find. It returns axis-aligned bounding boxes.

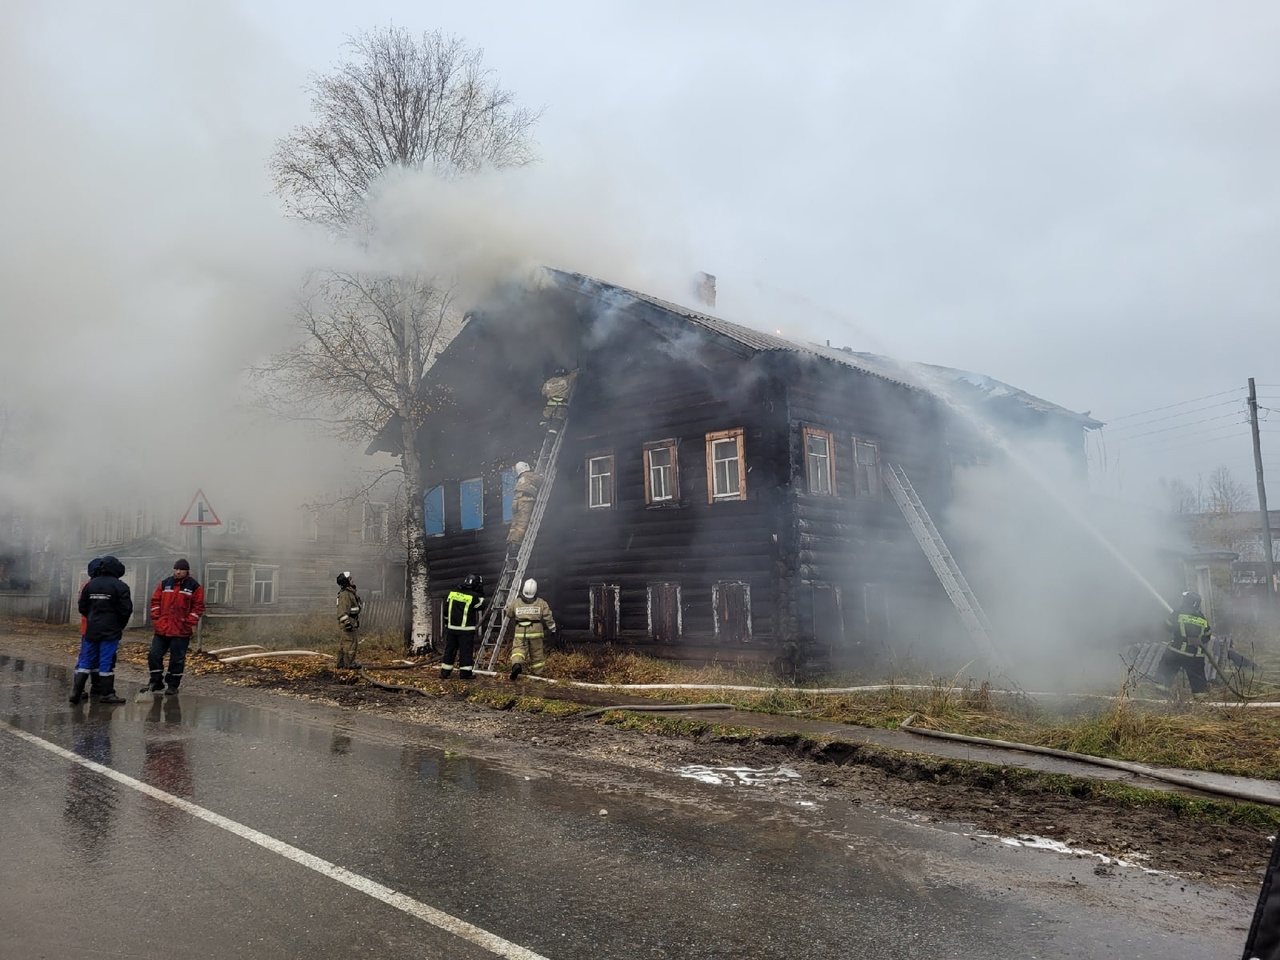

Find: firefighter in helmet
[1157,590,1211,696]
[503,578,555,681]
[506,461,543,558]
[441,573,485,681]
[540,367,577,435]
[334,572,363,669]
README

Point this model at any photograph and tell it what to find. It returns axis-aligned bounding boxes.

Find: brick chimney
[694,272,716,309]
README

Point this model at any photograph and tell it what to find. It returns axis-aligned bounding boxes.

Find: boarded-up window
[854,439,882,499]
[424,486,445,537]
[647,582,682,641]
[712,581,752,643]
[804,582,843,650]
[590,583,620,640]
[587,454,614,509]
[864,584,891,637]
[460,477,484,531]
[706,429,746,502]
[644,439,680,504]
[803,427,834,495]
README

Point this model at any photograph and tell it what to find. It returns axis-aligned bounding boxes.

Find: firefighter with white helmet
[503,578,556,680]
[334,572,363,669]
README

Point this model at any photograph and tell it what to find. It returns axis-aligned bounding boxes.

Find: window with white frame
[205,565,232,605]
[251,566,277,605]
[644,439,679,504]
[362,502,389,544]
[853,438,881,499]
[459,477,484,531]
[803,427,834,495]
[587,453,614,509]
[705,429,746,502]
[297,508,319,541]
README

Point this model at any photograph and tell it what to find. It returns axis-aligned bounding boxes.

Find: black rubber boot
[98,678,126,705]
[140,672,164,694]
[459,670,473,681]
[164,680,181,696]
[89,672,102,698]
[68,673,89,704]
[440,668,452,680]
[509,662,523,681]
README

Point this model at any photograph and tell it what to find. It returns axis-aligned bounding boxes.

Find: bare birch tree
[264,27,540,651]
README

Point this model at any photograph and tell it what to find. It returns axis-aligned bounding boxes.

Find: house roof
[552,269,1102,429]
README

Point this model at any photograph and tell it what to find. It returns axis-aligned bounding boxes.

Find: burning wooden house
[397,270,1101,669]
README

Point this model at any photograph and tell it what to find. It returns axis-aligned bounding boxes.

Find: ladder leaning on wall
[475,402,573,672]
[883,461,1008,673]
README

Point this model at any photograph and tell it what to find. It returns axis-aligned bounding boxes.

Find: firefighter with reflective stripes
[440,574,485,681]
[335,572,363,669]
[540,367,576,435]
[1157,590,1211,696]
[506,462,543,558]
[503,578,555,681]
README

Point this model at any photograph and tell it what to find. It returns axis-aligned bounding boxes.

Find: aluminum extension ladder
[476,405,572,671]
[883,462,1008,672]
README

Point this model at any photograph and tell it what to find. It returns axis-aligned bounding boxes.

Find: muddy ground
[7,630,1277,893]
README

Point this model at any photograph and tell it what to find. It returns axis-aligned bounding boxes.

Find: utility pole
[1247,377,1276,602]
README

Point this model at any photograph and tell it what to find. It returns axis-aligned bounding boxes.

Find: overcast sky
[4,0,1279,509]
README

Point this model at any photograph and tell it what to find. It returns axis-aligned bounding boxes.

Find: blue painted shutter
[424,486,444,536]
[460,478,484,531]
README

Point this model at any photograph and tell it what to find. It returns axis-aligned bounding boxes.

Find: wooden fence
[0,593,69,624]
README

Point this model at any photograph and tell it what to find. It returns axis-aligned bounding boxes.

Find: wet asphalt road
[0,651,1257,959]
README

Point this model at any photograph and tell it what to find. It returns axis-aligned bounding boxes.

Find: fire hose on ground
[900,712,1280,808]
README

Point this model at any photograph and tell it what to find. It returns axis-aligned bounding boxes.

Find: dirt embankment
[9,631,1277,892]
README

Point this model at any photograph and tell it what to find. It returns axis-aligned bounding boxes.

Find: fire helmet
[520,578,537,600]
[336,571,352,588]
[462,573,484,592]
[1180,591,1202,613]
[514,461,531,475]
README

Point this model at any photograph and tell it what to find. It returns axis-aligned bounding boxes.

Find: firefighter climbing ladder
[883,462,1008,672]
[476,405,572,671]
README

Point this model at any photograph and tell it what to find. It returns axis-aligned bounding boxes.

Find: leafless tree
[263,27,540,651]
[1207,465,1250,516]
[1158,476,1201,516]
[271,26,540,230]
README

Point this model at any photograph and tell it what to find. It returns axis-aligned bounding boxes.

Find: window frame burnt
[705,428,746,503]
[853,437,882,499]
[712,580,752,643]
[589,582,621,640]
[802,426,835,496]
[646,581,682,641]
[644,439,680,505]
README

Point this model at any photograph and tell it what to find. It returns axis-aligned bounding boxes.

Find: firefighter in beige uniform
[504,578,555,680]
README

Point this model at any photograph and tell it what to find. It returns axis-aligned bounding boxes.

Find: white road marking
[0,718,551,960]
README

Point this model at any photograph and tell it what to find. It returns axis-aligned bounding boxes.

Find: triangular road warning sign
[180,489,221,526]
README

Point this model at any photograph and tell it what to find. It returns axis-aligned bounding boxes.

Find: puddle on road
[674,764,802,787]
[975,832,1166,875]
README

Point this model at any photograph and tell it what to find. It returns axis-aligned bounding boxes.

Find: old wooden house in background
[406,270,1101,668]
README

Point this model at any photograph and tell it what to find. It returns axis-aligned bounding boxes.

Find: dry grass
[9,615,1280,780]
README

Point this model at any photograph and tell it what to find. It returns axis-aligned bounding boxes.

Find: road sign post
[180,490,221,652]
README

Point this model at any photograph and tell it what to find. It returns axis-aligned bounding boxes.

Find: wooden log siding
[408,281,1090,664]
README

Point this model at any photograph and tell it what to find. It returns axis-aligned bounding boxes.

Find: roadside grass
[8,617,1280,782]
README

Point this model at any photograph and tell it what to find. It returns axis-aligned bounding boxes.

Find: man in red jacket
[143,558,205,696]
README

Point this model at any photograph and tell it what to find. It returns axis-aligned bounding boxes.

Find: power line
[1103,387,1244,423]
[1104,410,1247,443]
[1105,398,1243,433]
[1126,432,1254,457]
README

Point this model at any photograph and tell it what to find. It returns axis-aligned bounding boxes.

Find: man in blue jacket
[74,555,132,704]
